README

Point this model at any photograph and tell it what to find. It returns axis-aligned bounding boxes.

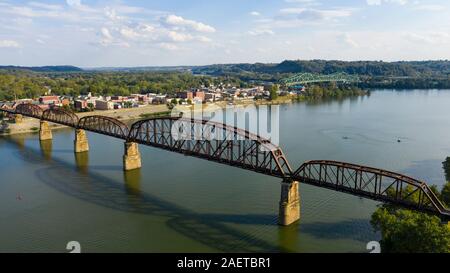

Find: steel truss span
[128,117,293,177]
[280,72,360,86]
[78,115,130,139]
[42,107,79,127]
[292,160,450,218]
[15,103,44,118]
[1,106,449,219]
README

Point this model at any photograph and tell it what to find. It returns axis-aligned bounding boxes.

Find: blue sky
[0,0,449,67]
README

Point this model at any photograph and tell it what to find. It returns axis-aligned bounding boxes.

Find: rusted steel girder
[127,117,293,177]
[15,103,43,119]
[293,160,450,218]
[77,115,129,139]
[42,107,79,127]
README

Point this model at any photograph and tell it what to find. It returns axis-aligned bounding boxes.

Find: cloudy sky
[0,0,449,67]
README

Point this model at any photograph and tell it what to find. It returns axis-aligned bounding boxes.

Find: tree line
[192,60,450,89]
[193,60,450,77]
[0,70,248,101]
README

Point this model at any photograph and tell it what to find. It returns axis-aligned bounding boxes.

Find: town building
[39,96,60,105]
[74,100,88,111]
[177,91,193,100]
[204,92,217,102]
[193,91,205,101]
[95,100,114,110]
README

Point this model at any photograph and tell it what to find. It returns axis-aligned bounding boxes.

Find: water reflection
[74,152,89,174]
[11,135,26,150]
[39,140,52,161]
[278,223,299,252]
[124,169,142,197]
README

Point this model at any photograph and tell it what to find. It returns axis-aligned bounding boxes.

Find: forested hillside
[192,60,450,77]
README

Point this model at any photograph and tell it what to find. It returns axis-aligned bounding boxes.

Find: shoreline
[0,93,358,136]
[0,99,295,136]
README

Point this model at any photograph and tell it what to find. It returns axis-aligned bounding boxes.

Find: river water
[1,89,449,253]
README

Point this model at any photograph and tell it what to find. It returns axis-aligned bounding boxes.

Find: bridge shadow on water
[299,219,376,243]
[5,136,376,252]
[6,136,291,253]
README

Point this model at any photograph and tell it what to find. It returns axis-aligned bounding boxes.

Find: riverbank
[0,91,365,136]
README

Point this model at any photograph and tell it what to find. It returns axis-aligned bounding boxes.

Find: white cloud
[104,7,123,21]
[164,14,216,33]
[248,29,275,36]
[66,0,81,7]
[159,42,178,51]
[101,27,113,40]
[65,0,97,13]
[366,0,408,6]
[0,40,20,48]
[197,36,212,43]
[366,0,382,5]
[284,0,321,7]
[120,26,140,39]
[167,31,193,42]
[250,11,260,16]
[94,12,215,49]
[280,8,352,19]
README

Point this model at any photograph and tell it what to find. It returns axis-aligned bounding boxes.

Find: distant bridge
[280,72,360,86]
[1,103,449,225]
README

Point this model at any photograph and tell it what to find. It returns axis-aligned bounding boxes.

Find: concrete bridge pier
[123,142,142,171]
[39,121,53,141]
[14,114,23,124]
[74,129,89,153]
[278,180,300,226]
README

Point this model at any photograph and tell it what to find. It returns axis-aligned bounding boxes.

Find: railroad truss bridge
[1,104,449,225]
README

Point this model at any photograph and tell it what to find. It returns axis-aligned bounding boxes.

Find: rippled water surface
[1,90,450,252]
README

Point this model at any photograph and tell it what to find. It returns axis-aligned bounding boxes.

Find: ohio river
[1,89,450,253]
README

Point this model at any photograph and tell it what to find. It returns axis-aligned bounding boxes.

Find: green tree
[370,179,450,253]
[443,157,450,181]
[371,208,450,253]
[442,183,450,207]
[441,158,450,207]
[171,98,178,105]
[269,85,279,100]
